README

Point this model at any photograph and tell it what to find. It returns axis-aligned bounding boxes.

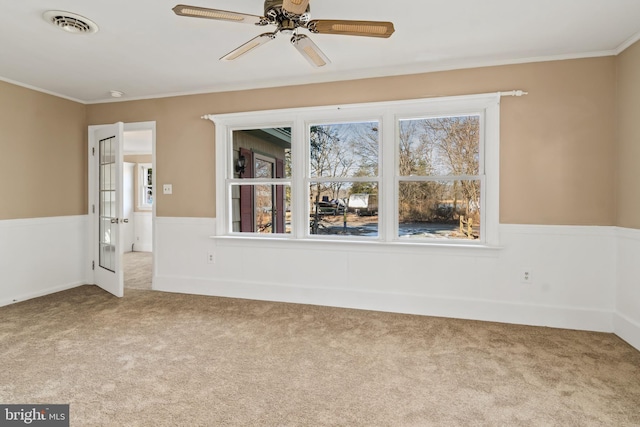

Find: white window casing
[205,93,501,247]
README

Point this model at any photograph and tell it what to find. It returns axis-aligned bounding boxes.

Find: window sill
[209,234,502,256]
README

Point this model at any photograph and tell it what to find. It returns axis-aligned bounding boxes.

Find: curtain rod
[202,90,529,121]
[499,90,528,97]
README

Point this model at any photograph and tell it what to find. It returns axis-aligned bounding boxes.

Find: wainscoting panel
[154,218,618,334]
[0,215,88,306]
[133,211,152,252]
[615,227,640,350]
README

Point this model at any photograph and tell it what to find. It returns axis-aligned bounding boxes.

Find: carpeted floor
[123,251,152,290]
[1,285,639,426]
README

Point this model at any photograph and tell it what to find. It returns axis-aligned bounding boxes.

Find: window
[139,164,153,209]
[210,94,499,245]
[397,115,481,239]
[308,121,379,237]
[231,128,291,234]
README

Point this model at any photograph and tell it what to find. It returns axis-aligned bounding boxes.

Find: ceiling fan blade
[291,34,331,68]
[307,19,395,38]
[172,4,263,25]
[221,33,275,61]
[282,0,310,15]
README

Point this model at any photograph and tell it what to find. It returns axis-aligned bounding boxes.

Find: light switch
[163,184,172,195]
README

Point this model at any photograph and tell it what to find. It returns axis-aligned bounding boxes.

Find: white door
[92,123,124,297]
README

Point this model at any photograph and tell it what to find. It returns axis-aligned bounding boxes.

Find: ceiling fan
[172,0,395,67]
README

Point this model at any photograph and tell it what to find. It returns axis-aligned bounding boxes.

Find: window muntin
[214,94,499,245]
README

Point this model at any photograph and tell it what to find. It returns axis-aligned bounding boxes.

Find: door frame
[88,121,157,293]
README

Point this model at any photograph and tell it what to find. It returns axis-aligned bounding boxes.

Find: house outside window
[231,128,290,233]
[210,93,500,246]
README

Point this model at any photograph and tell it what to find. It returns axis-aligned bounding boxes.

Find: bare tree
[420,116,480,220]
[397,120,443,221]
[309,125,356,200]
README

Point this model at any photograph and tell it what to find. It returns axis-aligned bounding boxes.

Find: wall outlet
[163,184,172,195]
[521,269,533,284]
[207,252,215,264]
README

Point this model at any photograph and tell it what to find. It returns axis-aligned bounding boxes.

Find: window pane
[310,122,379,178]
[398,180,480,239]
[232,127,291,178]
[399,116,480,176]
[309,182,378,237]
[231,184,291,234]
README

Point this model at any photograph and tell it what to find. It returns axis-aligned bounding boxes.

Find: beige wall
[0,81,86,220]
[0,57,619,225]
[87,57,617,225]
[616,40,640,229]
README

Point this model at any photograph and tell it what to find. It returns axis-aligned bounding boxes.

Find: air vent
[43,11,99,34]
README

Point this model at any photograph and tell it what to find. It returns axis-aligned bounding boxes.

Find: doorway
[88,121,156,296]
[122,126,154,291]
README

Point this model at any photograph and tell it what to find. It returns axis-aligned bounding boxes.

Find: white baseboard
[0,281,84,307]
[613,313,640,351]
[154,274,614,333]
[133,243,152,252]
[615,227,640,351]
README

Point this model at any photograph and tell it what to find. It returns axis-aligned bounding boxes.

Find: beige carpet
[1,286,639,426]
[123,251,152,290]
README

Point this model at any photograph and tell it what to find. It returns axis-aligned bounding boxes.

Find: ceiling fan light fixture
[172,1,394,67]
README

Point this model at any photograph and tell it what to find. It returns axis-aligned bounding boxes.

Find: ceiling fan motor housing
[264,0,309,17]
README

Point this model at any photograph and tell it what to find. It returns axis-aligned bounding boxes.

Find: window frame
[306,119,382,241]
[138,163,153,210]
[209,93,500,246]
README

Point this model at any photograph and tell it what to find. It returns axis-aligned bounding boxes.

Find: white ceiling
[123,130,153,155]
[1,0,639,104]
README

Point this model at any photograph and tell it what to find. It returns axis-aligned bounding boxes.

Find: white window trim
[205,93,500,247]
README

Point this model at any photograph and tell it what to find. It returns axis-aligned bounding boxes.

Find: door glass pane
[255,158,273,178]
[99,136,116,272]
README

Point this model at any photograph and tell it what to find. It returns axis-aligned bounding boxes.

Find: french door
[90,123,124,297]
